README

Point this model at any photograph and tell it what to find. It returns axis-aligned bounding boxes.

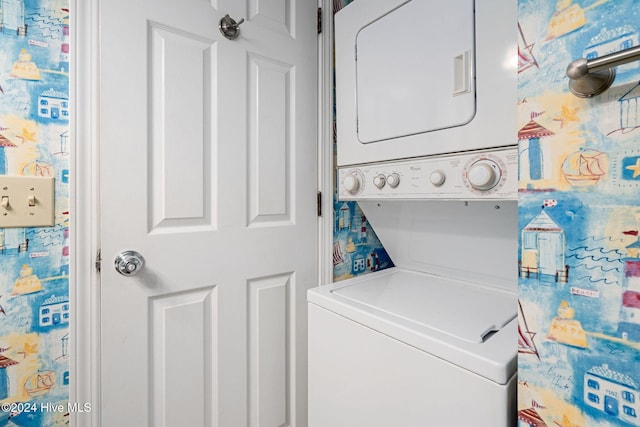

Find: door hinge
[317,7,322,34]
[317,191,322,217]
[95,249,102,273]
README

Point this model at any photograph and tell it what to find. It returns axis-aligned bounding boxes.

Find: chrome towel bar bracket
[566,45,640,98]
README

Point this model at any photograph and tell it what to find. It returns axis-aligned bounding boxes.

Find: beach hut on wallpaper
[0,0,28,37]
[618,83,640,132]
[520,207,568,283]
[518,407,548,427]
[584,363,640,425]
[518,115,555,181]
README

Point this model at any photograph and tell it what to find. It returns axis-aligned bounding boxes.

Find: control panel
[337,148,517,200]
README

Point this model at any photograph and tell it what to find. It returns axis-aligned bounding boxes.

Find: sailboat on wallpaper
[518,22,539,74]
[518,300,540,359]
[562,149,605,186]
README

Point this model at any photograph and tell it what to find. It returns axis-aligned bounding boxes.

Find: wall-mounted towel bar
[566,45,640,98]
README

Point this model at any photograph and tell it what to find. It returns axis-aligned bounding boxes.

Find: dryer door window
[355,0,476,144]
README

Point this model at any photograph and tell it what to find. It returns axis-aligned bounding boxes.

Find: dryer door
[355,0,475,144]
[335,0,517,167]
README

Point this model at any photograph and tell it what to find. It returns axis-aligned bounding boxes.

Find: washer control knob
[373,175,386,189]
[429,170,446,186]
[343,173,362,194]
[467,160,501,191]
[386,173,400,188]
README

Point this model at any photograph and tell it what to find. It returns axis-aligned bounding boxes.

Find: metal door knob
[114,250,145,276]
[219,14,244,40]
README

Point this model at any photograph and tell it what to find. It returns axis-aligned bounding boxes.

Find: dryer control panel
[337,148,518,200]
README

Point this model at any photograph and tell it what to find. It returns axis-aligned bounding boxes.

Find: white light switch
[0,176,55,228]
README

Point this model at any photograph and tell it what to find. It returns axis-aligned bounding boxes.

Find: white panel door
[99,0,317,426]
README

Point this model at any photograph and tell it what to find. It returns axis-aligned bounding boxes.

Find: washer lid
[331,268,515,344]
[308,268,518,384]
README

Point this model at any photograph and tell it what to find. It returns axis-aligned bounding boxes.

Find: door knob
[219,14,244,40]
[114,250,145,276]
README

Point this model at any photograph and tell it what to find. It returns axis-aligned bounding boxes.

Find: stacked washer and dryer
[308,0,519,426]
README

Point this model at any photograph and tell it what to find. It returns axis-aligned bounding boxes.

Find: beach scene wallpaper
[6,0,640,425]
[518,0,640,426]
[0,0,71,425]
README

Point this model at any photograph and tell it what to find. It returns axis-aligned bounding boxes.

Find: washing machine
[309,0,518,424]
[308,199,518,427]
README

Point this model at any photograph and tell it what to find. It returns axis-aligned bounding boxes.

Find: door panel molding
[248,0,294,38]
[247,273,293,427]
[247,53,294,227]
[148,23,218,232]
[150,286,218,427]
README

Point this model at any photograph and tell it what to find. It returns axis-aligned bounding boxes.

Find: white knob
[467,160,501,190]
[343,173,361,194]
[429,170,446,186]
[386,173,400,188]
[373,175,386,189]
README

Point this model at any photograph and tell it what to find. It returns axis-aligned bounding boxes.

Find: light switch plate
[0,176,55,228]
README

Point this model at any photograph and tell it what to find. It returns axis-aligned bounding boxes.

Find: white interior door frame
[318,0,335,285]
[70,0,101,425]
